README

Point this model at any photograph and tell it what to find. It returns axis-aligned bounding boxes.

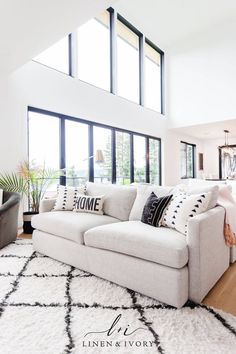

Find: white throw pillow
[53,185,85,211]
[73,194,104,215]
[0,189,3,207]
[162,192,211,235]
[86,182,136,221]
[175,184,219,210]
[129,184,175,221]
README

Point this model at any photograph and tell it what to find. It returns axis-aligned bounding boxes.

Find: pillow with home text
[73,194,105,215]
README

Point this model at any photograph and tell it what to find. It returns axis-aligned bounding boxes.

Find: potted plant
[0,161,59,233]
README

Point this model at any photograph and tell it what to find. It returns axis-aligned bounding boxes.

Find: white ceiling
[115,0,236,50]
[173,119,236,140]
[0,0,117,75]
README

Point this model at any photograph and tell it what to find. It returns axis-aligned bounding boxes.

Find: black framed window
[180,141,196,179]
[28,107,162,186]
[116,17,140,103]
[93,126,112,183]
[116,131,131,185]
[77,10,110,91]
[133,135,146,183]
[144,40,163,113]
[32,9,164,113]
[65,120,89,186]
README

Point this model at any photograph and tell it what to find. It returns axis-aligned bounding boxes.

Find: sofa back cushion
[129,184,174,221]
[85,182,137,221]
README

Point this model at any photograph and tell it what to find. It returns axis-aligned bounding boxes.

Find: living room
[0,0,236,353]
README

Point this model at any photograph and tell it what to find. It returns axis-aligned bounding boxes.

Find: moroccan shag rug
[0,239,235,354]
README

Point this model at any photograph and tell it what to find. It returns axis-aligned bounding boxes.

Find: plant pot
[23,211,38,234]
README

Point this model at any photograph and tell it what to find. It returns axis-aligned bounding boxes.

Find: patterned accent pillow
[53,185,86,211]
[161,192,211,235]
[141,192,173,227]
[73,194,105,215]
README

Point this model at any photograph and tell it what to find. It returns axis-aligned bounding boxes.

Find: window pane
[65,121,89,186]
[181,142,195,178]
[180,143,187,178]
[116,131,130,185]
[187,145,194,178]
[133,135,146,182]
[34,36,69,74]
[28,111,60,194]
[145,42,161,112]
[28,112,59,169]
[77,11,110,91]
[149,139,161,184]
[117,20,139,103]
[94,126,112,183]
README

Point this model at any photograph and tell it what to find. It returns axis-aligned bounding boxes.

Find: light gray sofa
[32,183,230,308]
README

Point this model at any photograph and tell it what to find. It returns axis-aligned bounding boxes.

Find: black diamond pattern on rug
[0,239,235,354]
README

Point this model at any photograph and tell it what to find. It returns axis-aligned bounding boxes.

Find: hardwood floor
[18,232,236,316]
[203,262,236,316]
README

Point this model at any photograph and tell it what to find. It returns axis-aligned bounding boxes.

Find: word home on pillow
[74,194,104,215]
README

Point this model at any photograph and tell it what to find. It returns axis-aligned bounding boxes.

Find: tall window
[65,120,89,186]
[133,135,146,183]
[34,36,69,74]
[77,11,110,91]
[117,20,139,103]
[180,142,196,178]
[28,111,60,168]
[149,139,161,184]
[116,131,130,185]
[28,108,161,186]
[93,126,112,183]
[32,9,164,113]
[145,41,161,112]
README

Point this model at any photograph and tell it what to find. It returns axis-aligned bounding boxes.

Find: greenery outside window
[28,108,162,186]
[180,141,196,178]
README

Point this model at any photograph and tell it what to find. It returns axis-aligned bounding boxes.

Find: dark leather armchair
[0,191,21,249]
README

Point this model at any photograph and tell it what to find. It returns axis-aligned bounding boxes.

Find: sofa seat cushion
[32,212,119,244]
[84,221,188,269]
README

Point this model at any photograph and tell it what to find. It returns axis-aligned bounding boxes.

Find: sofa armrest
[0,192,20,215]
[0,192,20,248]
[39,198,56,213]
[187,206,229,302]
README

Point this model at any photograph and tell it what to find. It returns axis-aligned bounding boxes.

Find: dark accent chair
[0,191,21,249]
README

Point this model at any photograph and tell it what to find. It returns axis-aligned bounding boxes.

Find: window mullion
[88,125,94,182]
[110,8,117,94]
[59,117,66,185]
[146,137,150,183]
[139,34,145,106]
[70,31,78,78]
[130,134,134,183]
[112,129,116,184]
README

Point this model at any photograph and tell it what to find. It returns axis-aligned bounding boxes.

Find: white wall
[163,130,203,186]
[202,137,236,178]
[168,21,236,128]
[0,61,203,187]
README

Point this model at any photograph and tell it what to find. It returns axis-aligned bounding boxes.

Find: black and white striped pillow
[141,192,173,227]
[53,185,86,211]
